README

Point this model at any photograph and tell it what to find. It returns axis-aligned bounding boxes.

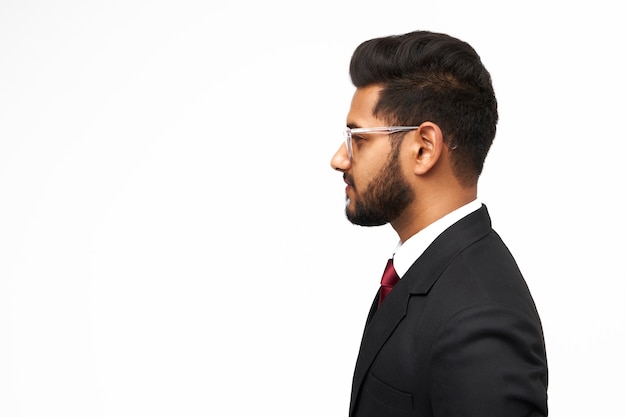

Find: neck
[391,185,477,243]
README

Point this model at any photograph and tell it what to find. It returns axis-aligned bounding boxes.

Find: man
[330,31,548,417]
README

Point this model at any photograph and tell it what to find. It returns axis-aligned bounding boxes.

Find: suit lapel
[350,282,409,414]
[349,205,493,416]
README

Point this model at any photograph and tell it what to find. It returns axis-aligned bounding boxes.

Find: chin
[346,209,388,227]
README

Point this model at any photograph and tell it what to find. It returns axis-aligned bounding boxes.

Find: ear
[409,122,445,176]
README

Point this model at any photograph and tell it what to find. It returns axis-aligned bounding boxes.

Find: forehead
[347,85,385,126]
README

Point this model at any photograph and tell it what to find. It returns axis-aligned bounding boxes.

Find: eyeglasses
[343,126,421,160]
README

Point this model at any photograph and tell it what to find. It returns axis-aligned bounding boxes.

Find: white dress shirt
[392,200,482,278]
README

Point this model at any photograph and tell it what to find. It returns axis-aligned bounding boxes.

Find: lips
[343,173,354,188]
[344,178,354,194]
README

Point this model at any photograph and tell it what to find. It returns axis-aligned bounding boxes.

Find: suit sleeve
[427,303,548,417]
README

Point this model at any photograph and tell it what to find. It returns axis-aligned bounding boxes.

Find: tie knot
[381,258,400,287]
[378,258,399,308]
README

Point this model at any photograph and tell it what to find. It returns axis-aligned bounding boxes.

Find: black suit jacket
[349,205,548,417]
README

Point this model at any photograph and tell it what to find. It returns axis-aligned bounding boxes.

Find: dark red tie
[378,258,400,308]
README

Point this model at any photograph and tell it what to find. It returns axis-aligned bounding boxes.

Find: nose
[330,143,351,172]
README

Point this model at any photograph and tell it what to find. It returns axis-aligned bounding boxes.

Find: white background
[1,1,624,416]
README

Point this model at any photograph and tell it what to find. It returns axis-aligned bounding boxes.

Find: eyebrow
[346,123,360,129]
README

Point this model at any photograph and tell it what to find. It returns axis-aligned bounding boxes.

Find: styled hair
[349,30,498,186]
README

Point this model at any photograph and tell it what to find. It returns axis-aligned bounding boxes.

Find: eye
[352,134,366,143]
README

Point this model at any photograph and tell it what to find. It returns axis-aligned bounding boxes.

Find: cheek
[352,142,395,189]
[353,163,382,191]
[395,149,413,179]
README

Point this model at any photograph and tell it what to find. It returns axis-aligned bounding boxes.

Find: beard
[345,146,414,226]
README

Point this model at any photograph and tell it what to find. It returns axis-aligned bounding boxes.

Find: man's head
[331,31,497,237]
[349,30,498,186]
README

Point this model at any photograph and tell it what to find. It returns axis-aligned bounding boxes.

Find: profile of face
[331,85,414,226]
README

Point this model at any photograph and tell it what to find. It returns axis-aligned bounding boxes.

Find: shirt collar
[392,200,482,278]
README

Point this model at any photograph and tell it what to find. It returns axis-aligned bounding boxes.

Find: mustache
[343,173,355,187]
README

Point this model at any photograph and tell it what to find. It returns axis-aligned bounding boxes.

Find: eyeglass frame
[343,126,421,160]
